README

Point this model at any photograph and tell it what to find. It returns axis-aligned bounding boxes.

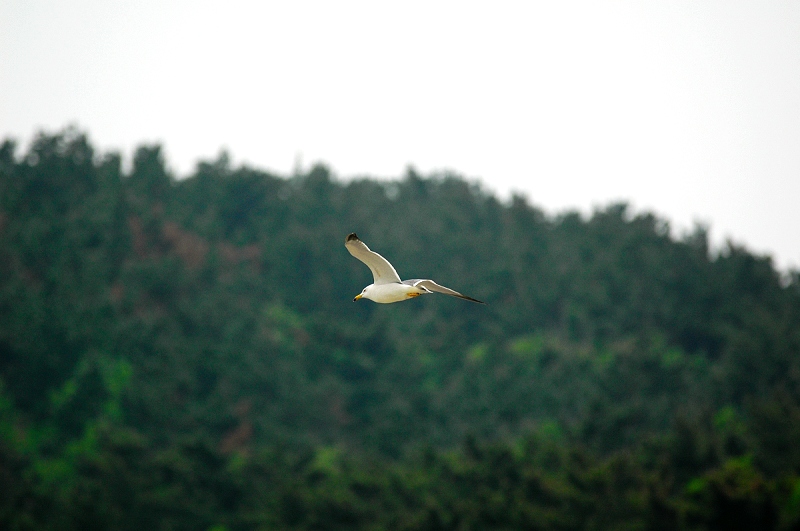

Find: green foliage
[1,128,800,529]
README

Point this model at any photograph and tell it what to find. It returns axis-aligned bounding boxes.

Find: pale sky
[2,1,799,271]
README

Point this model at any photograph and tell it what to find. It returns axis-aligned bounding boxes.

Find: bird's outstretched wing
[407,279,485,304]
[345,233,402,285]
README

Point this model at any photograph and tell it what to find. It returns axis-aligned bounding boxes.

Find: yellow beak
[353,293,363,301]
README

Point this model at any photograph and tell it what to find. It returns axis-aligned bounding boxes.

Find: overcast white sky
[2,1,799,270]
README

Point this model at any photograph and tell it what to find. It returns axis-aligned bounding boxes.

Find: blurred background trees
[1,129,799,530]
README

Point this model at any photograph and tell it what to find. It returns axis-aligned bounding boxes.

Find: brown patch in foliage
[109,282,125,304]
[127,216,148,258]
[127,216,210,268]
[220,399,254,455]
[219,421,254,455]
[162,221,209,269]
[329,394,352,427]
[218,243,261,275]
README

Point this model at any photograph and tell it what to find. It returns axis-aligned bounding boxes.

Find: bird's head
[353,284,373,302]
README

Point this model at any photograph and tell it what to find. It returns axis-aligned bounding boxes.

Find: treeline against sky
[1,129,800,529]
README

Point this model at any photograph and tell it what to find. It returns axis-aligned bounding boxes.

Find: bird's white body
[358,282,426,304]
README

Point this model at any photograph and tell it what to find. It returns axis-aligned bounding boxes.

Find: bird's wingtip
[346,233,359,243]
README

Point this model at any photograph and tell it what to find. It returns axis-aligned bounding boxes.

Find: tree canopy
[1,128,799,530]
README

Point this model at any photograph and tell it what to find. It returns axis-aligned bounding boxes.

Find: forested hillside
[2,129,800,530]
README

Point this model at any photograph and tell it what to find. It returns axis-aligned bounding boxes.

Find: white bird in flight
[345,233,484,304]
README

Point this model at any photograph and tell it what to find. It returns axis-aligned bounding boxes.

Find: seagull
[345,233,484,304]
